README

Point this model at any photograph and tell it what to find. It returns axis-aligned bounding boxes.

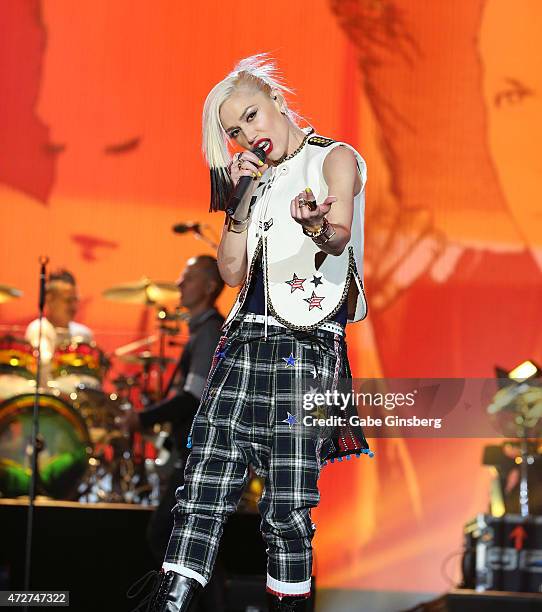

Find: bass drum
[0,393,91,500]
[0,336,37,401]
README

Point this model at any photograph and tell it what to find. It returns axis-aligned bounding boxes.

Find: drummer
[25,269,93,382]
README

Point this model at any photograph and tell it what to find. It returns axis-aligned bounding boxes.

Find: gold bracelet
[302,223,324,237]
[302,217,336,245]
[302,217,328,238]
[227,215,249,233]
[313,223,336,245]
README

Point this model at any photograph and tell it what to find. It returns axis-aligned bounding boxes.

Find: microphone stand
[192,227,218,250]
[24,256,48,596]
[173,223,218,250]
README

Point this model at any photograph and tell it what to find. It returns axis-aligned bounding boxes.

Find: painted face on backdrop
[480,0,542,270]
[219,86,290,161]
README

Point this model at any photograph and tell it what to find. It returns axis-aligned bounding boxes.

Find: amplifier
[462,513,542,593]
[402,589,542,612]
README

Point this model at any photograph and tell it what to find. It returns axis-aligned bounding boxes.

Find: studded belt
[241,313,345,336]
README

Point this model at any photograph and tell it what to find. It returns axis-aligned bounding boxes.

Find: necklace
[274,128,315,165]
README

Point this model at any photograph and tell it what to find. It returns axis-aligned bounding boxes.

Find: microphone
[172,222,201,234]
[226,144,267,217]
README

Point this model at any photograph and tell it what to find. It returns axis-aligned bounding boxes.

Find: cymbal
[0,284,23,304]
[103,277,179,305]
[119,351,174,366]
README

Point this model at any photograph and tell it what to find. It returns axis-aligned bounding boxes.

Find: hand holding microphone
[226,144,269,218]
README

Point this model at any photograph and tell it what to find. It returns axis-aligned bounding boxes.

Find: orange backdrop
[1,0,541,595]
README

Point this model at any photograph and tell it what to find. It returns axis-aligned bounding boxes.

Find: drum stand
[24,256,48,596]
[518,428,535,517]
[511,384,540,517]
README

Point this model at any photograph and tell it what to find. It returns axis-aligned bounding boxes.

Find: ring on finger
[298,197,307,208]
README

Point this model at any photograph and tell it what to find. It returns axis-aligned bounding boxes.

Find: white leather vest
[224,133,368,331]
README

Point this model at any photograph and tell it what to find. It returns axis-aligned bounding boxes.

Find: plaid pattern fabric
[164,316,371,589]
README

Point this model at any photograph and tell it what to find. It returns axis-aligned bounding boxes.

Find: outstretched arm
[290,145,362,256]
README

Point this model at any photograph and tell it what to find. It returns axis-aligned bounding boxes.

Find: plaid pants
[164,316,368,596]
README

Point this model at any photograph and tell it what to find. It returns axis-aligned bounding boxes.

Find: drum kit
[0,280,186,505]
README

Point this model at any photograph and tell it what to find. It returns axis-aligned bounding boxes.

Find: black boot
[267,592,310,611]
[127,570,201,611]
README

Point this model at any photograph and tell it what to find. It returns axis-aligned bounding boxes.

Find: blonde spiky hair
[202,53,298,212]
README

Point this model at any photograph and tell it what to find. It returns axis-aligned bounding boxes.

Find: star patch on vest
[308,136,335,148]
[303,291,325,310]
[310,275,323,287]
[285,273,306,293]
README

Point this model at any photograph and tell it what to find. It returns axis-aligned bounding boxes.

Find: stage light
[495,359,541,388]
[508,360,539,382]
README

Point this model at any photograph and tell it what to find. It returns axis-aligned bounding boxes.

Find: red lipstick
[254,138,273,156]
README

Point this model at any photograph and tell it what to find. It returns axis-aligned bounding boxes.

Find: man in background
[25,269,93,383]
